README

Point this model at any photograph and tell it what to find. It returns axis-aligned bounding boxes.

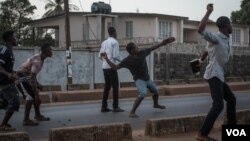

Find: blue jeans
[0,84,20,112]
[135,79,158,97]
[200,77,236,136]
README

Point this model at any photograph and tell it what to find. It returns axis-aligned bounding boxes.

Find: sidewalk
[20,81,250,105]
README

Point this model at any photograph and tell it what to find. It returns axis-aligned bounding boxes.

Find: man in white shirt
[99,27,124,112]
[194,4,236,141]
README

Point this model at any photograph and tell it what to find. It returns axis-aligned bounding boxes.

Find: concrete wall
[13,47,154,90]
[154,43,250,81]
[13,43,250,89]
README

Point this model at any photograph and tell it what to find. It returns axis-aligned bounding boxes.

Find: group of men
[0,3,237,141]
[0,31,52,131]
[98,4,237,141]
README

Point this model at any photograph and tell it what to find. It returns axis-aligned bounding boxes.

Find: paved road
[1,91,250,141]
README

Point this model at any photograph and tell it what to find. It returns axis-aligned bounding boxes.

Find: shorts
[135,79,158,97]
[16,78,35,101]
[0,84,20,112]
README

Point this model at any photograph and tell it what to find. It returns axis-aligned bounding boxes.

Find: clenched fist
[207,3,213,13]
[161,37,175,45]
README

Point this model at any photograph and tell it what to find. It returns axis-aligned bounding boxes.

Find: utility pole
[64,0,72,87]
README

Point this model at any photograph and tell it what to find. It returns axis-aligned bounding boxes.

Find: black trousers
[102,69,119,109]
[200,77,237,136]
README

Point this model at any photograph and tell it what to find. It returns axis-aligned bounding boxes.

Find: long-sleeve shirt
[200,30,231,82]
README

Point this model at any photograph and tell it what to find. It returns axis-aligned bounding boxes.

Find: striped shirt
[0,46,15,85]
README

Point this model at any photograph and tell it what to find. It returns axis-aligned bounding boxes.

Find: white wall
[13,47,154,90]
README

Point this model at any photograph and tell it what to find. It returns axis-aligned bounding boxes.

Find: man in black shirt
[101,37,175,118]
[0,31,19,131]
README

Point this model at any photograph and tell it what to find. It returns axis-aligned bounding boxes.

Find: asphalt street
[1,91,250,141]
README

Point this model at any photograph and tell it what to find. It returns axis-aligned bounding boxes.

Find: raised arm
[198,3,213,33]
[150,37,175,51]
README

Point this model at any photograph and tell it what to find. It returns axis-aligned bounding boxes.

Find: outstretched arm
[150,37,175,51]
[198,3,213,33]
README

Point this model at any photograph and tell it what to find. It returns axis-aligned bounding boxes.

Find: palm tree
[43,0,79,17]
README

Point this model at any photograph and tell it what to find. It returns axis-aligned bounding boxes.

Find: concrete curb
[145,109,250,137]
[164,82,250,96]
[49,122,132,141]
[0,132,30,141]
[18,82,250,105]
[145,114,206,136]
[225,109,250,124]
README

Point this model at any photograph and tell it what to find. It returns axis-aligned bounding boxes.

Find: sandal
[35,115,50,121]
[23,120,39,126]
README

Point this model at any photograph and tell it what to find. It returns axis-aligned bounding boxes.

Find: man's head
[216,16,232,34]
[108,26,117,38]
[126,42,139,55]
[2,30,17,46]
[41,43,52,57]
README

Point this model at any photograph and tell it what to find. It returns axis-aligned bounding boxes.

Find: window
[126,21,133,38]
[232,28,241,44]
[159,21,172,38]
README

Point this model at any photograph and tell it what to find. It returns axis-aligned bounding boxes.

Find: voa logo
[226,129,247,136]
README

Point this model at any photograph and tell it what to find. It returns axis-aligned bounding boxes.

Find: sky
[0,0,242,21]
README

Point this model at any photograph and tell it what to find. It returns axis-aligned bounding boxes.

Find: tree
[43,0,79,17]
[0,0,36,45]
[231,0,250,24]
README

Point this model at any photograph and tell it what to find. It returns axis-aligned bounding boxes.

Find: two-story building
[28,12,250,47]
